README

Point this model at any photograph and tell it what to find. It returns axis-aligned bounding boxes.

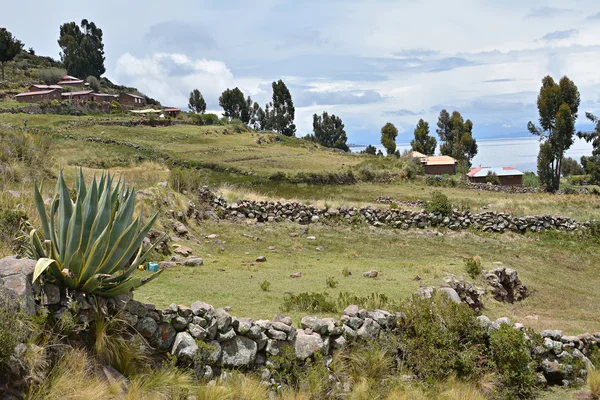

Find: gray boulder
[150,323,176,351]
[135,317,158,338]
[439,287,461,304]
[295,331,324,360]
[171,332,198,364]
[215,308,232,331]
[220,336,258,368]
[357,318,381,340]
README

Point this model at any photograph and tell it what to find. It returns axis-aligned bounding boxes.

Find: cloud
[539,29,578,42]
[587,12,600,20]
[394,49,439,58]
[383,109,424,117]
[295,89,383,107]
[482,78,516,83]
[526,7,577,18]
[427,57,480,73]
[114,52,238,109]
[144,21,217,55]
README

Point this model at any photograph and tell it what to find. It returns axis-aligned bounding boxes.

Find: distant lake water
[350,137,595,172]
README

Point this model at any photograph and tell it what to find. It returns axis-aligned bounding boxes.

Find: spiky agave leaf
[30,168,162,297]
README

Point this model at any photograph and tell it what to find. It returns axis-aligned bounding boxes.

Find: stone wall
[197,188,596,235]
[1,256,599,388]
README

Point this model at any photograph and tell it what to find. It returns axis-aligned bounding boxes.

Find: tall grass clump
[0,129,52,184]
[588,368,600,399]
[169,166,204,193]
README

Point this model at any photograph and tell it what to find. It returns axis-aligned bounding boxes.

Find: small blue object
[147,262,159,272]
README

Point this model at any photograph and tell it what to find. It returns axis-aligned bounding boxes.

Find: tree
[271,80,296,136]
[311,112,349,152]
[528,75,580,191]
[561,157,584,176]
[0,28,24,81]
[537,141,554,191]
[219,87,248,122]
[411,119,437,155]
[380,122,398,155]
[58,19,106,78]
[578,112,600,184]
[436,109,477,170]
[188,89,206,114]
[362,145,377,155]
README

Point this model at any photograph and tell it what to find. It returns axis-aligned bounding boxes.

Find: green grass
[0,100,23,109]
[134,217,600,334]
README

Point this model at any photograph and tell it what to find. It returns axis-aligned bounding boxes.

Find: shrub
[260,280,271,292]
[30,169,163,297]
[268,171,288,182]
[0,209,28,255]
[337,292,399,311]
[342,267,352,277]
[38,67,67,85]
[169,167,204,193]
[486,171,501,185]
[424,190,453,217]
[280,292,338,313]
[464,256,482,279]
[489,324,538,398]
[397,294,488,383]
[86,76,101,91]
[189,113,219,126]
[522,172,539,188]
[268,346,330,396]
[326,277,339,288]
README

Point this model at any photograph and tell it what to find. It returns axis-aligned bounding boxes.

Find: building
[91,93,118,102]
[468,167,524,186]
[29,84,63,92]
[118,93,145,107]
[164,107,181,117]
[422,156,458,175]
[15,89,62,103]
[56,75,89,89]
[62,90,95,102]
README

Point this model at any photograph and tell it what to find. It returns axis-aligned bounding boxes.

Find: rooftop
[468,166,524,178]
[424,155,457,165]
[57,79,85,85]
[62,90,95,96]
[31,84,63,90]
[15,89,59,97]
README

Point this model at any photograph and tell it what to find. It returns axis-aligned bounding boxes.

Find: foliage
[219,87,248,122]
[271,79,296,136]
[169,167,203,193]
[361,144,377,155]
[424,190,453,216]
[489,325,538,398]
[589,368,600,400]
[326,276,339,288]
[85,75,100,91]
[0,209,28,255]
[464,256,482,279]
[310,111,349,152]
[37,67,67,85]
[581,155,600,185]
[29,169,163,297]
[561,156,585,177]
[188,89,206,114]
[58,19,106,78]
[436,110,478,168]
[537,141,554,191]
[0,290,29,364]
[0,129,52,184]
[337,292,399,311]
[190,113,219,126]
[260,280,271,292]
[0,27,24,80]
[485,171,501,185]
[522,172,539,188]
[528,75,580,191]
[342,267,352,277]
[280,292,338,313]
[397,294,488,383]
[411,119,437,155]
[268,346,330,397]
[381,122,398,155]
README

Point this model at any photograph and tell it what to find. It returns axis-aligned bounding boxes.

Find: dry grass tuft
[589,368,600,399]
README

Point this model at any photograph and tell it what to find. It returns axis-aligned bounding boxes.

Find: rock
[123,312,138,326]
[205,340,222,364]
[267,329,287,341]
[342,325,357,342]
[541,360,566,385]
[188,324,207,340]
[157,182,168,188]
[301,316,328,335]
[357,318,381,340]
[136,317,158,338]
[256,256,267,262]
[207,234,218,239]
[332,335,347,349]
[159,261,178,269]
[315,246,324,252]
[41,284,61,305]
[311,216,319,223]
[439,287,461,304]
[235,318,254,335]
[150,323,176,351]
[344,305,359,317]
[290,272,302,278]
[362,270,378,278]
[217,328,237,342]
[541,330,563,341]
[173,245,193,256]
[306,236,316,240]
[175,223,188,235]
[7,190,20,198]
[215,308,232,331]
[273,314,293,326]
[0,257,36,315]
[295,331,324,359]
[191,301,213,317]
[184,257,204,266]
[220,336,258,368]
[492,317,511,330]
[171,332,198,364]
[172,316,189,331]
[266,339,293,356]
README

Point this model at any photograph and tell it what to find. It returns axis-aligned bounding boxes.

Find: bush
[280,292,338,313]
[464,256,482,279]
[260,280,271,292]
[522,172,539,188]
[326,277,339,288]
[489,324,538,398]
[169,167,204,193]
[86,76,101,91]
[424,190,453,217]
[588,368,600,399]
[189,113,220,126]
[342,267,352,277]
[0,209,28,255]
[38,67,67,85]
[486,171,501,185]
[397,294,488,383]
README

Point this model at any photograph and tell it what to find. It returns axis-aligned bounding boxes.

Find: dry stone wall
[197,188,596,235]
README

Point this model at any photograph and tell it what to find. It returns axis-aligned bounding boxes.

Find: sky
[5,0,600,144]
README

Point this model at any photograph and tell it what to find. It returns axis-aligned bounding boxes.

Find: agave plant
[30,169,163,297]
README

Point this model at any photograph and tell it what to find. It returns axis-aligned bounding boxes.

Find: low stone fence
[197,188,596,235]
[1,256,599,388]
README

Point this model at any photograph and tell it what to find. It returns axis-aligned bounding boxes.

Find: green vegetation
[30,170,162,297]
[411,118,437,155]
[188,88,206,114]
[436,109,478,171]
[308,111,349,151]
[0,27,24,80]
[58,19,106,78]
[464,256,483,279]
[424,190,453,216]
[380,121,398,155]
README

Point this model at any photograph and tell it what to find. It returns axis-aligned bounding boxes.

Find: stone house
[468,167,524,186]
[61,90,95,102]
[118,93,145,107]
[15,89,62,103]
[29,84,63,92]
